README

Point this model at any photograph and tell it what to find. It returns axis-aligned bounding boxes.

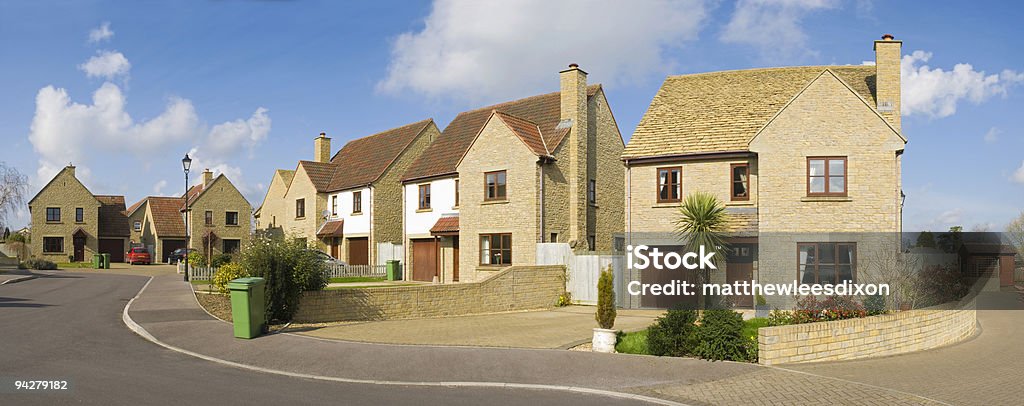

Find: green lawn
[325,283,416,290]
[329,276,386,284]
[615,317,771,355]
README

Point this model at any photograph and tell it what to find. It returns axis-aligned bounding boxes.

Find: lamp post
[182,153,192,282]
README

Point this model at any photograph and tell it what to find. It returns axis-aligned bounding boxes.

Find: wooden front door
[412,239,438,282]
[638,245,700,309]
[725,243,755,308]
[330,237,340,259]
[73,236,86,262]
[347,237,369,266]
[452,236,459,282]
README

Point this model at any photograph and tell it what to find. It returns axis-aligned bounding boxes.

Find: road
[0,271,652,406]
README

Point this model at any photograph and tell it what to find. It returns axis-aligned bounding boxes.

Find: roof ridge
[451,84,603,118]
[336,118,434,148]
[665,65,873,80]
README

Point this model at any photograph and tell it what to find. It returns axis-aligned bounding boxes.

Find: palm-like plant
[674,191,730,268]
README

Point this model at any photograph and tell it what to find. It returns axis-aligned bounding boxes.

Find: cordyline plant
[674,191,730,268]
[595,265,616,329]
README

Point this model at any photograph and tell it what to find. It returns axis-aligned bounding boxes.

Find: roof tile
[327,119,434,191]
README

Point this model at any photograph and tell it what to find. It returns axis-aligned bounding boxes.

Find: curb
[122,276,687,406]
[0,275,37,285]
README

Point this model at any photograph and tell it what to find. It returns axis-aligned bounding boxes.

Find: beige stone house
[256,121,439,267]
[128,169,252,262]
[27,165,130,263]
[400,64,624,283]
[622,35,907,308]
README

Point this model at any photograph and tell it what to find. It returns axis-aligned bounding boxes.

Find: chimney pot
[881,34,894,40]
[568,63,578,69]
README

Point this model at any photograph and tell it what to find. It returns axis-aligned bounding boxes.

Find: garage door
[162,239,187,263]
[347,237,369,266]
[411,239,438,282]
[98,239,125,263]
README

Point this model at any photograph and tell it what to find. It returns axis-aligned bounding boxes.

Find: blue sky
[1,0,1022,232]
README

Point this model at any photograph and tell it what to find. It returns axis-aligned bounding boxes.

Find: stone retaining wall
[293,265,565,323]
[758,297,976,365]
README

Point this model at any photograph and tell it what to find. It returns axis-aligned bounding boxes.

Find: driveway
[290,306,665,349]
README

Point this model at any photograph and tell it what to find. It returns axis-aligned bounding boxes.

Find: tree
[915,231,936,248]
[674,191,730,268]
[0,162,29,231]
[937,226,963,253]
[595,265,616,329]
[1007,211,1024,263]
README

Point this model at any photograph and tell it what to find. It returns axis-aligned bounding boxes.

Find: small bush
[240,237,328,322]
[791,295,867,323]
[755,294,767,306]
[187,251,207,267]
[694,309,749,362]
[210,253,233,268]
[916,264,968,307]
[615,330,649,355]
[767,308,794,326]
[647,305,699,357]
[17,261,28,269]
[595,266,616,329]
[212,263,249,294]
[22,258,57,270]
[863,294,887,316]
[556,291,573,307]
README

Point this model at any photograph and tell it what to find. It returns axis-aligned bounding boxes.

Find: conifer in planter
[755,294,770,318]
[592,266,617,353]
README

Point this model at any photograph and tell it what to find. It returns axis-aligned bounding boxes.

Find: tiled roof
[316,220,344,237]
[327,119,435,192]
[623,66,877,159]
[298,161,335,192]
[402,85,601,182]
[429,215,459,235]
[276,169,295,186]
[126,198,146,216]
[95,195,129,237]
[493,111,551,157]
[148,197,186,237]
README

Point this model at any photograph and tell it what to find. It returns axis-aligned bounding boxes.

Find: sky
[1,0,1022,233]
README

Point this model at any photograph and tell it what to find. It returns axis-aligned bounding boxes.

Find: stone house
[254,156,334,250]
[27,165,130,263]
[622,35,907,309]
[401,64,625,283]
[128,169,252,262]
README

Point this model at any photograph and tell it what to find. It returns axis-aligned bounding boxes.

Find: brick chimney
[314,132,331,163]
[202,168,213,188]
[559,63,588,246]
[874,34,902,131]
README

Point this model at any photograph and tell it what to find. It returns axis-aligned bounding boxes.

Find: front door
[330,237,340,259]
[452,236,459,282]
[73,237,86,262]
[725,243,755,308]
[347,237,369,266]
[412,239,438,282]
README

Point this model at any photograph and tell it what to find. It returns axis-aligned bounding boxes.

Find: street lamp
[182,153,192,282]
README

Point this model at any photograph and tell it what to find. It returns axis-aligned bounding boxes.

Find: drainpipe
[625,160,631,249]
[539,161,545,243]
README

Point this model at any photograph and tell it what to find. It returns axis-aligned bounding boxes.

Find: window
[731,163,749,201]
[222,239,241,254]
[807,157,847,196]
[454,179,460,207]
[43,237,63,253]
[798,243,856,285]
[133,221,142,232]
[588,179,596,204]
[418,184,431,210]
[46,207,61,222]
[587,235,596,251]
[331,195,338,216]
[296,198,306,218]
[205,210,213,226]
[225,211,239,226]
[550,233,558,243]
[657,167,681,203]
[485,170,507,201]
[75,207,84,223]
[352,191,362,214]
[480,233,512,265]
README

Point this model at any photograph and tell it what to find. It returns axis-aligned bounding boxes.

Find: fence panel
[188,266,217,281]
[536,243,624,306]
[325,263,387,279]
[1016,267,1023,283]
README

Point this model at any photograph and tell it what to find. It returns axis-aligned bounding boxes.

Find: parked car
[126,247,152,265]
[167,248,195,264]
[310,250,347,267]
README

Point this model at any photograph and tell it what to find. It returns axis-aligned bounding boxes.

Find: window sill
[801,196,852,202]
[589,203,599,208]
[651,203,679,208]
[351,212,363,216]
[225,224,240,227]
[416,208,432,213]
[46,221,62,224]
[295,216,306,220]
[43,252,65,255]
[482,200,508,206]
[477,265,508,270]
[726,201,754,206]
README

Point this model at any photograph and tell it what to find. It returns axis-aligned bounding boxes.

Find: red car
[126,247,152,265]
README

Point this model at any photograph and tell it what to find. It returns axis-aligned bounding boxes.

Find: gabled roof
[623,66,878,159]
[316,220,344,237]
[492,111,564,158]
[275,169,295,187]
[148,197,186,237]
[429,215,459,236]
[126,198,146,217]
[95,195,130,237]
[326,119,435,192]
[297,161,335,192]
[402,85,601,182]
[27,166,100,207]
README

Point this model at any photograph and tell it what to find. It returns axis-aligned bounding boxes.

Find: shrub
[595,266,616,329]
[694,309,749,362]
[210,253,233,268]
[755,294,767,306]
[187,251,207,267]
[239,237,327,322]
[212,263,249,294]
[916,264,968,307]
[647,304,698,357]
[792,295,867,323]
[556,291,573,307]
[863,294,887,316]
[22,258,57,270]
[767,308,794,326]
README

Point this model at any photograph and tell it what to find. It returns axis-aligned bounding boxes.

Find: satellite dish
[321,210,332,219]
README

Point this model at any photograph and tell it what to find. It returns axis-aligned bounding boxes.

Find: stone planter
[755,304,771,318]
[591,328,617,353]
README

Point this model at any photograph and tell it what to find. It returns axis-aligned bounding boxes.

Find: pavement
[291,305,664,349]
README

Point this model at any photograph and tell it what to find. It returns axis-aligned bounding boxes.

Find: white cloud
[152,180,168,195]
[984,127,1000,144]
[378,0,708,102]
[1013,161,1024,184]
[901,50,1024,118]
[720,0,838,61]
[88,22,114,43]
[205,107,271,157]
[79,51,131,79]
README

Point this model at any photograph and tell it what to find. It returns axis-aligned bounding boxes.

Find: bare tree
[864,248,922,310]
[1007,211,1024,263]
[0,162,29,231]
